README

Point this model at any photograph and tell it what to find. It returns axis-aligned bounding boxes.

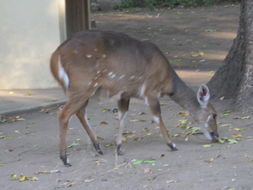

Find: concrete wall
[0,0,62,89]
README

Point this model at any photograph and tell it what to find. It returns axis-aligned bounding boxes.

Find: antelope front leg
[146,96,177,151]
[116,97,130,156]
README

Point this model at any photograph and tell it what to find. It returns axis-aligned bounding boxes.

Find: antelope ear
[197,84,210,108]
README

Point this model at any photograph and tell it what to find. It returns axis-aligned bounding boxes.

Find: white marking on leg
[153,116,160,124]
[200,124,212,140]
[117,111,127,145]
[140,84,146,97]
[58,55,69,88]
[86,54,93,58]
[171,143,177,149]
[144,97,149,106]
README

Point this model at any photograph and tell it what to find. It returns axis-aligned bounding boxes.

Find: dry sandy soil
[1,4,253,190]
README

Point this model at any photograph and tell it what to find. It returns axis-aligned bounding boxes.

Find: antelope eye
[213,114,217,119]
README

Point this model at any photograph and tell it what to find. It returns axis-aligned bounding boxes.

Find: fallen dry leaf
[0,115,25,123]
[10,174,38,182]
[131,159,156,165]
[202,144,212,148]
[100,121,109,125]
[233,115,251,120]
[35,170,50,174]
[233,127,245,131]
[97,136,105,141]
[101,108,111,113]
[105,142,114,147]
[218,137,238,144]
[132,136,142,142]
[130,119,147,122]
[5,149,14,152]
[220,110,232,118]
[204,154,222,163]
[143,168,152,174]
[68,140,80,148]
[191,51,205,57]
[44,98,58,102]
[232,133,242,138]
[23,92,32,96]
[145,133,153,137]
[177,111,189,116]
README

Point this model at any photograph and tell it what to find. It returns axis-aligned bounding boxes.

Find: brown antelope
[50,30,218,166]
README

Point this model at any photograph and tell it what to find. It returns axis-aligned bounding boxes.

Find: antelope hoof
[168,143,178,151]
[93,142,103,155]
[60,155,72,167]
[210,132,219,143]
[116,144,124,156]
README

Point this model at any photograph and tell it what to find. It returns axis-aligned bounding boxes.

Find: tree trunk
[208,0,253,111]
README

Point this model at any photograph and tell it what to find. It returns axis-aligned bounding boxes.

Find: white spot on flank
[86,54,93,58]
[58,55,69,88]
[96,70,101,74]
[108,72,116,79]
[119,75,125,79]
[129,76,135,80]
[94,83,98,87]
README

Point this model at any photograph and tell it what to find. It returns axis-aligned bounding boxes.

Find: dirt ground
[2,4,253,190]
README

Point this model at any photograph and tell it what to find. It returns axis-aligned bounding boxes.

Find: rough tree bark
[208,0,253,111]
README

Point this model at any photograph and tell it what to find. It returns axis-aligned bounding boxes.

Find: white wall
[0,0,62,89]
